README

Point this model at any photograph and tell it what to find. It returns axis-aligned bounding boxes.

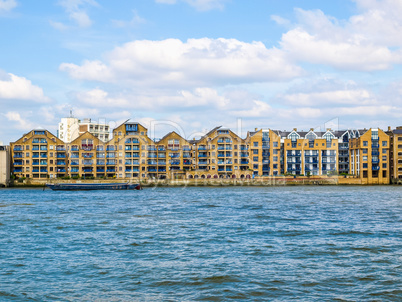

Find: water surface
[0,186,401,301]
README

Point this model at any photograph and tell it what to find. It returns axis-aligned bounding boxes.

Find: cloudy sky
[1,0,402,143]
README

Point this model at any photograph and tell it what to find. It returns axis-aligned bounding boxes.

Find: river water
[0,186,401,301]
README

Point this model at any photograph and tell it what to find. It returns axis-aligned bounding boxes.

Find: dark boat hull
[46,183,141,191]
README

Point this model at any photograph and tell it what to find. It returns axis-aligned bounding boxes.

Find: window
[253,142,258,147]
[382,141,387,147]
[363,141,368,146]
[26,152,29,157]
[383,149,387,154]
[26,145,29,150]
[383,163,387,168]
[273,149,278,155]
[273,156,278,162]
[273,164,278,169]
[253,149,258,155]
[253,157,258,162]
[363,163,368,169]
[273,142,278,147]
[382,156,387,161]
[253,164,258,169]
[363,156,368,161]
[363,149,368,154]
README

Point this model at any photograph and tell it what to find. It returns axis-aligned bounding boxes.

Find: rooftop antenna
[70,108,73,118]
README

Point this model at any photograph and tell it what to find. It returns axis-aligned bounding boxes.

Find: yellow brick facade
[7,123,400,184]
[349,128,389,184]
[10,130,67,179]
[283,129,338,176]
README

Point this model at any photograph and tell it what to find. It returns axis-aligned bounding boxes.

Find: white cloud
[0,73,50,103]
[0,0,17,13]
[5,112,35,130]
[49,20,69,31]
[279,6,402,71]
[58,0,98,28]
[60,38,303,86]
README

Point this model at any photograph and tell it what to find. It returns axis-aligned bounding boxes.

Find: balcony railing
[13,147,23,151]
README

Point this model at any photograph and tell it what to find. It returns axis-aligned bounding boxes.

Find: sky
[1,0,402,143]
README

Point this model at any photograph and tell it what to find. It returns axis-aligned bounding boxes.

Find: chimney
[326,128,331,131]
[293,128,297,131]
[388,126,391,131]
[310,128,314,131]
[255,128,258,131]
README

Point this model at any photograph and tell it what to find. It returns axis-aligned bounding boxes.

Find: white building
[0,144,10,187]
[78,118,110,142]
[58,117,80,143]
[58,116,111,143]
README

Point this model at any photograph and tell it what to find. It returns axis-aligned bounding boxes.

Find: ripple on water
[0,186,401,301]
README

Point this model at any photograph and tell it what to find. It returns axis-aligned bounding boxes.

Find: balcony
[170,154,180,158]
[83,153,93,159]
[217,139,232,143]
[372,159,380,164]
[372,151,380,156]
[97,168,105,172]
[240,153,248,158]
[106,168,116,172]
[183,160,191,165]
[71,146,79,151]
[32,146,39,151]
[56,168,66,173]
[40,168,48,173]
[132,153,140,158]
[372,166,380,171]
[40,161,47,165]
[13,154,23,158]
[106,154,115,158]
[82,168,93,172]
[240,146,248,151]
[148,146,157,151]
[56,146,66,151]
[71,167,79,172]
[125,146,132,151]
[56,153,66,158]
[82,160,93,166]
[56,161,66,166]
[170,161,180,165]
[158,161,166,165]
[148,168,157,172]
[148,154,157,158]
[14,161,23,166]
[96,160,105,165]
[13,146,23,151]
[158,147,166,151]
[106,160,116,165]
[40,153,47,158]
[198,161,208,165]
[32,168,39,173]
[106,146,115,151]
[158,168,167,172]
[14,168,23,173]
[217,146,232,150]
[240,160,249,165]
[287,160,302,164]
[71,161,79,166]
[198,146,207,151]
[198,154,207,158]
[148,160,157,165]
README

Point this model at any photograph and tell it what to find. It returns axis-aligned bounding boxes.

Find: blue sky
[1,0,402,143]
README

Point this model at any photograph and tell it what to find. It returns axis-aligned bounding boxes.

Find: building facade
[281,129,338,176]
[349,128,390,184]
[8,122,402,184]
[10,130,68,180]
[0,144,10,187]
[386,126,402,182]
